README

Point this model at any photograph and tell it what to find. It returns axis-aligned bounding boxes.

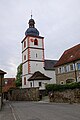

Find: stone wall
[49,89,80,103]
[8,87,39,101]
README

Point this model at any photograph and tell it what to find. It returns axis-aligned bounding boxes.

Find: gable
[28,71,51,81]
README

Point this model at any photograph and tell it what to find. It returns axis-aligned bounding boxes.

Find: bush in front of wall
[45,82,80,92]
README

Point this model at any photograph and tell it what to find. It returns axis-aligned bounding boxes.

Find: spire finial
[31,10,32,19]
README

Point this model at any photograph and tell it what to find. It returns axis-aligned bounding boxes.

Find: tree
[15,63,22,87]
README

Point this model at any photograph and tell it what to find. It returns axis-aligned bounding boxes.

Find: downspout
[33,80,34,87]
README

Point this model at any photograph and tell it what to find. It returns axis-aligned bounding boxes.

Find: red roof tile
[54,44,80,67]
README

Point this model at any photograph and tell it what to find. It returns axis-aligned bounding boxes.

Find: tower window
[24,77,26,85]
[24,41,26,48]
[36,53,37,58]
[24,55,26,60]
[34,39,38,45]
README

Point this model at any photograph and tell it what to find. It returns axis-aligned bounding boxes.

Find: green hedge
[46,82,80,92]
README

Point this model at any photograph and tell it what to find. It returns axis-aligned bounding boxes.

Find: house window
[24,77,26,85]
[39,82,42,87]
[24,41,26,48]
[60,81,64,85]
[59,67,61,73]
[30,82,32,87]
[70,64,74,71]
[64,66,67,72]
[77,63,80,70]
[24,55,26,60]
[58,68,61,73]
[61,67,64,73]
[34,39,38,45]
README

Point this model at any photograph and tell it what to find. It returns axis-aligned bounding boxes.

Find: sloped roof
[28,71,51,81]
[54,44,80,67]
[44,60,57,70]
[0,70,6,75]
[3,78,16,92]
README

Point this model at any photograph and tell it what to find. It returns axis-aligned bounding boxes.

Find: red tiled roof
[3,78,16,92]
[54,44,80,67]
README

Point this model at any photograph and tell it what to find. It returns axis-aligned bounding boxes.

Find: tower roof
[25,16,39,36]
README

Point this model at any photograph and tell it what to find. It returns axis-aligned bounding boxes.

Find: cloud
[0,0,80,77]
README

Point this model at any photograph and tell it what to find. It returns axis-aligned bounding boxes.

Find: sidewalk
[39,96,50,103]
[0,101,14,120]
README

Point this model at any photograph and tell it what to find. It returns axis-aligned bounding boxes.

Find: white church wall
[22,50,28,63]
[22,74,32,88]
[30,61,44,73]
[28,80,50,90]
[30,49,44,61]
[22,63,28,75]
[44,70,56,84]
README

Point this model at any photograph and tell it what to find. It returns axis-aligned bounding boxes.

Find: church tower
[21,16,45,88]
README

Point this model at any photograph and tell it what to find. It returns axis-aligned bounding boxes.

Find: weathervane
[31,10,32,19]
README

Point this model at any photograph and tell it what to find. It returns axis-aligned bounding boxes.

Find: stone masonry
[56,71,76,84]
[49,89,80,103]
[8,87,39,101]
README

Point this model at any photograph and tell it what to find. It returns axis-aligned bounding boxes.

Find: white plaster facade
[22,36,45,88]
[29,80,50,90]
[44,70,56,84]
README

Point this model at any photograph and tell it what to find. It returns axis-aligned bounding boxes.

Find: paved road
[9,101,80,120]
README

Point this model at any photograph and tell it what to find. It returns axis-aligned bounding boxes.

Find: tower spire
[31,10,32,19]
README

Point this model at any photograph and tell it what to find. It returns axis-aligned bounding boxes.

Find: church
[21,15,57,90]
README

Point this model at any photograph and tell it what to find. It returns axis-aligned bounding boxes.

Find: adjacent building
[3,78,16,99]
[54,44,80,84]
[0,70,6,94]
[21,16,57,89]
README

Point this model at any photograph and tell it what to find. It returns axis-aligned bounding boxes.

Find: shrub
[46,82,80,92]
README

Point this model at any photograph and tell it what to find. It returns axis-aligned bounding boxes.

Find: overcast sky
[0,0,80,77]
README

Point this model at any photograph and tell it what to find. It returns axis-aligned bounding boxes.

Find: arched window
[34,39,38,45]
[24,77,26,85]
[36,53,37,58]
[24,41,26,48]
[24,55,26,60]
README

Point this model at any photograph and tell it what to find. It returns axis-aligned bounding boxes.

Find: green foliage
[46,82,80,92]
[15,63,22,87]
